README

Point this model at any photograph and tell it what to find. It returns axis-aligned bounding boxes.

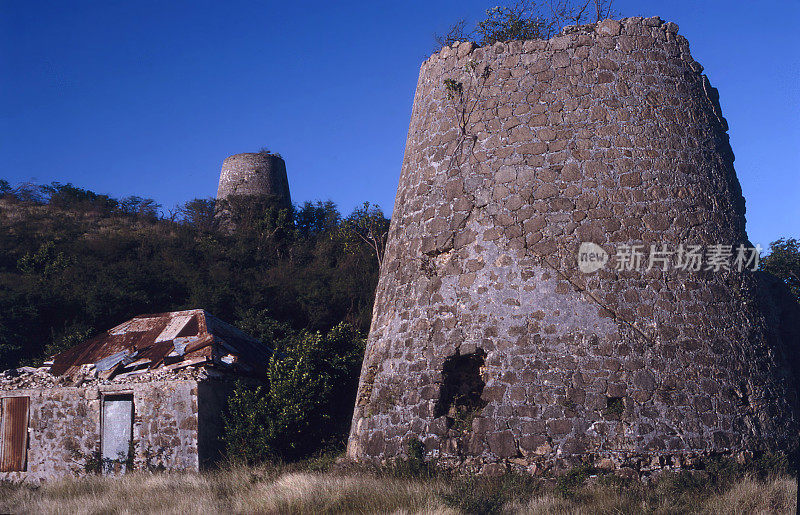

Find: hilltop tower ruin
[216,152,292,209]
[347,17,799,475]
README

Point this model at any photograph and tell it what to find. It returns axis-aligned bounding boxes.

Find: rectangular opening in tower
[435,350,487,431]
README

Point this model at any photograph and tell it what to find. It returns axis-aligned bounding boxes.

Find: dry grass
[234,472,454,514]
[703,475,796,515]
[506,474,797,514]
[0,466,794,514]
[0,466,453,514]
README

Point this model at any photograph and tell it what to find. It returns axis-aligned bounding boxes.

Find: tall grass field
[0,458,794,514]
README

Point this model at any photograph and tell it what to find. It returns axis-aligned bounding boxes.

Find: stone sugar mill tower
[347,17,799,475]
[216,152,292,209]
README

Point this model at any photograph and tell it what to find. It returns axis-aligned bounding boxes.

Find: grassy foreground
[0,459,795,515]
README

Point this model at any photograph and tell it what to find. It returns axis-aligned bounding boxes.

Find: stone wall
[0,380,204,481]
[347,17,799,475]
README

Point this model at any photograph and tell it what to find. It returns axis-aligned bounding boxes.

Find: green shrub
[655,469,708,501]
[475,4,551,45]
[762,237,800,301]
[705,452,792,486]
[221,385,271,465]
[390,438,437,479]
[223,322,365,463]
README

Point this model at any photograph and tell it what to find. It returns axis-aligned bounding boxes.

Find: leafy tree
[17,241,71,277]
[0,294,38,369]
[11,182,45,203]
[0,179,12,197]
[435,19,470,49]
[43,183,118,214]
[548,0,615,27]
[119,195,161,220]
[217,195,294,249]
[295,200,340,238]
[235,309,294,344]
[338,202,390,269]
[475,3,552,44]
[762,238,800,302]
[223,322,365,462]
[179,198,217,232]
[44,323,94,360]
[221,385,272,464]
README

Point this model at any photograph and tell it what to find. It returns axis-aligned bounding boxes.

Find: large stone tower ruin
[216,152,292,209]
[347,17,798,475]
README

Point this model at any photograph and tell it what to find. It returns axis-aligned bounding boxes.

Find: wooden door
[0,397,29,472]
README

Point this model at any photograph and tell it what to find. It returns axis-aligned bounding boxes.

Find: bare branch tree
[435,0,615,49]
[549,0,615,27]
[338,202,390,269]
[435,19,470,49]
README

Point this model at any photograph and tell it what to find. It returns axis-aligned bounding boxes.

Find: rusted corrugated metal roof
[50,309,271,379]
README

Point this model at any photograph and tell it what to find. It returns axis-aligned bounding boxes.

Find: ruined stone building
[347,17,800,475]
[216,151,292,209]
[0,309,270,481]
[214,151,293,232]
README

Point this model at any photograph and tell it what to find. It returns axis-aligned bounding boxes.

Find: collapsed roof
[49,309,271,380]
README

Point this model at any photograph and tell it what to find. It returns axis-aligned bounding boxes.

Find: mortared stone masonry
[346,17,799,476]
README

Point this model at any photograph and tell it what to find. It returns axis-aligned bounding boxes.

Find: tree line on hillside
[0,179,387,367]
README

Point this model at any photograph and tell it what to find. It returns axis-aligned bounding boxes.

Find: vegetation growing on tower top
[435,0,616,48]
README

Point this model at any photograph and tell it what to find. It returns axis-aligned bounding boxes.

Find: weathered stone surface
[0,376,239,482]
[346,17,800,476]
[216,152,291,207]
[597,19,621,36]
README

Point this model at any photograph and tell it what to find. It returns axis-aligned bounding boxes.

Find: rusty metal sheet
[48,309,272,379]
[176,315,200,338]
[205,314,273,370]
[155,314,194,343]
[107,320,133,336]
[125,317,163,333]
[50,313,186,375]
[138,341,175,368]
[95,350,132,372]
[183,334,214,355]
[0,397,29,472]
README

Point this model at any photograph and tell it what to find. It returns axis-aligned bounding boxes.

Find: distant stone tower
[347,17,798,475]
[216,152,292,209]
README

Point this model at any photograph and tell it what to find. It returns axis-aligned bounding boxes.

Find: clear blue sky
[1,1,797,248]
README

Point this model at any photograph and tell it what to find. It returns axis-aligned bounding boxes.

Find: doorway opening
[434,350,487,431]
[101,393,133,474]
